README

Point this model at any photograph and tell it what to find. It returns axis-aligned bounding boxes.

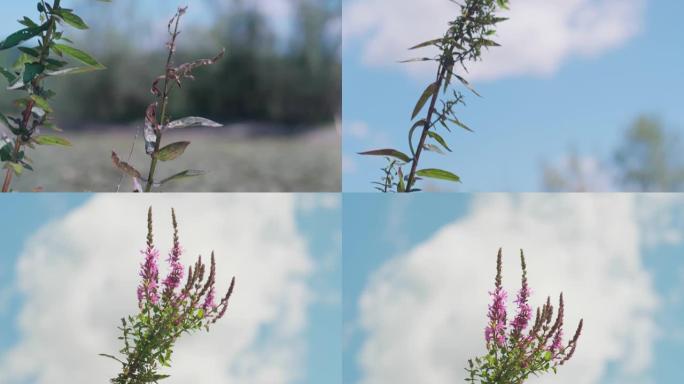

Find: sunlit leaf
[55,9,89,30]
[4,162,23,175]
[52,43,105,68]
[416,168,461,183]
[30,95,52,113]
[34,135,71,146]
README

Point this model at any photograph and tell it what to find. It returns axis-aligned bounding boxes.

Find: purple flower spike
[511,250,532,335]
[163,209,184,297]
[202,286,216,311]
[137,210,160,307]
[138,245,160,306]
[485,249,508,347]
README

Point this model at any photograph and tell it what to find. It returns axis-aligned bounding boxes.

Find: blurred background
[343,0,684,192]
[343,194,684,383]
[0,0,341,191]
[0,194,341,383]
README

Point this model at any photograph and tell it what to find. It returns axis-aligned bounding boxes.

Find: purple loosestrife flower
[137,208,160,307]
[202,286,216,311]
[511,251,532,337]
[162,209,184,298]
[485,249,508,347]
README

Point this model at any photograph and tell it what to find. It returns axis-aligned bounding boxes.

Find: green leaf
[449,117,473,132]
[159,169,206,185]
[455,75,481,97]
[22,62,44,84]
[0,26,46,51]
[55,10,89,30]
[408,119,427,156]
[543,351,552,361]
[4,162,23,176]
[52,43,105,68]
[427,131,452,152]
[34,135,72,146]
[18,47,40,57]
[45,66,104,77]
[165,116,222,130]
[412,82,438,119]
[0,143,13,162]
[408,38,442,50]
[30,95,53,113]
[416,168,460,183]
[156,141,190,161]
[358,149,411,163]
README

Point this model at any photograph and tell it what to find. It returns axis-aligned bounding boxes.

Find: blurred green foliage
[1,0,341,127]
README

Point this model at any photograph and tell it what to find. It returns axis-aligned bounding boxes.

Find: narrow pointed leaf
[416,168,461,183]
[111,151,142,179]
[53,44,105,68]
[358,149,411,163]
[409,38,443,50]
[165,117,222,130]
[55,10,89,30]
[427,131,452,151]
[412,82,438,119]
[34,135,72,146]
[159,170,206,185]
[45,66,104,76]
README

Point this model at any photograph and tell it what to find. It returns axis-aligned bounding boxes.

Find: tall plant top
[466,249,583,383]
[0,0,109,192]
[112,6,224,192]
[360,0,509,192]
[101,207,236,383]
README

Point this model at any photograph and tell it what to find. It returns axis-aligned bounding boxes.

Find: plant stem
[144,15,181,192]
[405,64,446,191]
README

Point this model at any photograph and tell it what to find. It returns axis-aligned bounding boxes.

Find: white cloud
[357,194,660,384]
[345,0,645,81]
[0,195,314,384]
[346,122,371,140]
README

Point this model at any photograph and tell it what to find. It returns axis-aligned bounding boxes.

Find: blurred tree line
[542,115,684,192]
[1,0,340,127]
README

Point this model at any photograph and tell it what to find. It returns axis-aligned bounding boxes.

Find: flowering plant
[0,0,108,192]
[466,249,583,383]
[111,6,224,192]
[101,208,236,383]
[360,0,509,192]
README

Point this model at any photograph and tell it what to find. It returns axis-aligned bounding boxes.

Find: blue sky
[343,0,684,192]
[0,194,340,384]
[343,194,684,383]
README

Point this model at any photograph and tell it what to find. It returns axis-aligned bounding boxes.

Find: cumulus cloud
[357,194,660,384]
[345,0,645,81]
[0,195,313,384]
